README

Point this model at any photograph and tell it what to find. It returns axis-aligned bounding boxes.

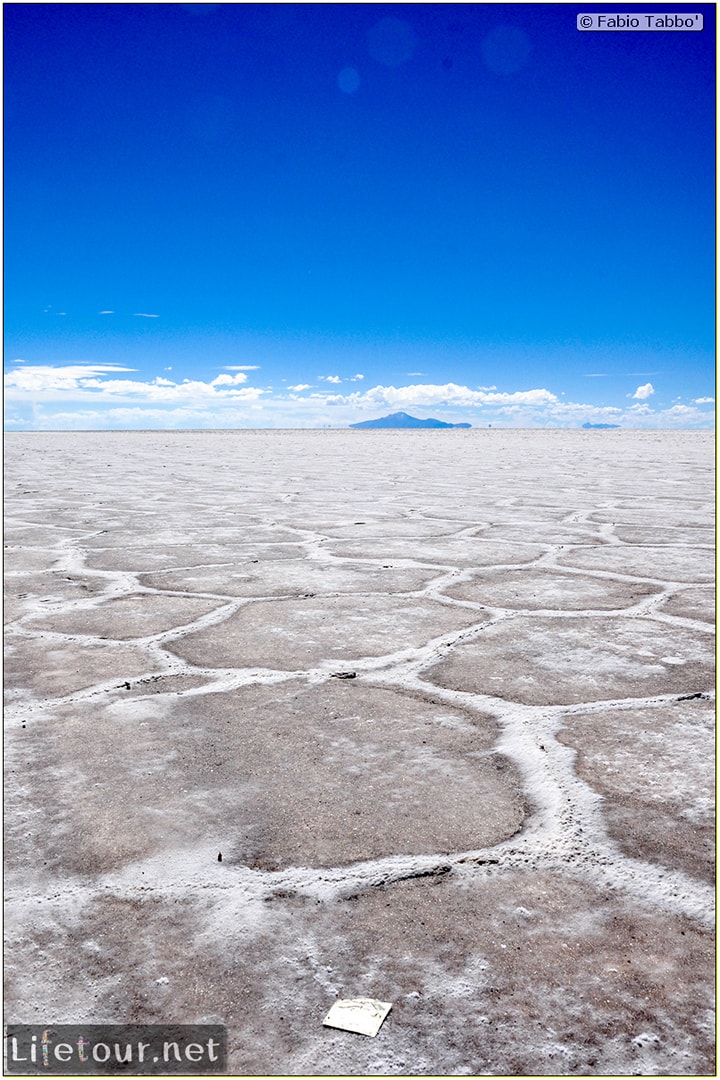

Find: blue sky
[4,2,715,429]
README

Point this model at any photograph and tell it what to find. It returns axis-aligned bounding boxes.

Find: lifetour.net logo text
[4,1025,227,1075]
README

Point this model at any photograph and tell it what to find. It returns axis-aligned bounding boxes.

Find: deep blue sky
[5,2,716,429]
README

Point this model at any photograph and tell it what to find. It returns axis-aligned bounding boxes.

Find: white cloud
[210,372,248,386]
[621,403,714,428]
[12,358,26,363]
[4,370,714,431]
[694,397,714,404]
[321,383,558,409]
[224,365,260,371]
[5,364,136,395]
[4,363,262,406]
[133,313,159,318]
[98,310,115,315]
[350,373,364,381]
[631,382,654,400]
[319,375,342,384]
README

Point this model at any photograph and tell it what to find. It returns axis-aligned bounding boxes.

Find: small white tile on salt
[322,998,392,1037]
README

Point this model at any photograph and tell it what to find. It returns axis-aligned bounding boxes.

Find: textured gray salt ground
[3,429,715,1076]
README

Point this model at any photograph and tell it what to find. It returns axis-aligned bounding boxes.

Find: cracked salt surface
[4,429,714,1075]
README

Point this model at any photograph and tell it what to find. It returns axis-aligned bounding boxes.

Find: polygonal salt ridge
[83,543,306,573]
[437,565,663,612]
[422,613,714,707]
[556,694,715,882]
[17,592,236,645]
[5,430,714,1075]
[343,678,716,918]
[655,585,715,624]
[587,505,714,528]
[137,558,445,600]
[32,820,711,931]
[81,524,305,549]
[164,592,494,671]
[612,524,716,546]
[281,515,471,539]
[555,543,715,584]
[318,534,549,569]
[454,845,714,926]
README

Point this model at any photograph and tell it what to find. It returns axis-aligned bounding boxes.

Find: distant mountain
[350,411,471,429]
[581,422,620,429]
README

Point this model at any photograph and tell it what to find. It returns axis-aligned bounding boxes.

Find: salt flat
[3,429,715,1075]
